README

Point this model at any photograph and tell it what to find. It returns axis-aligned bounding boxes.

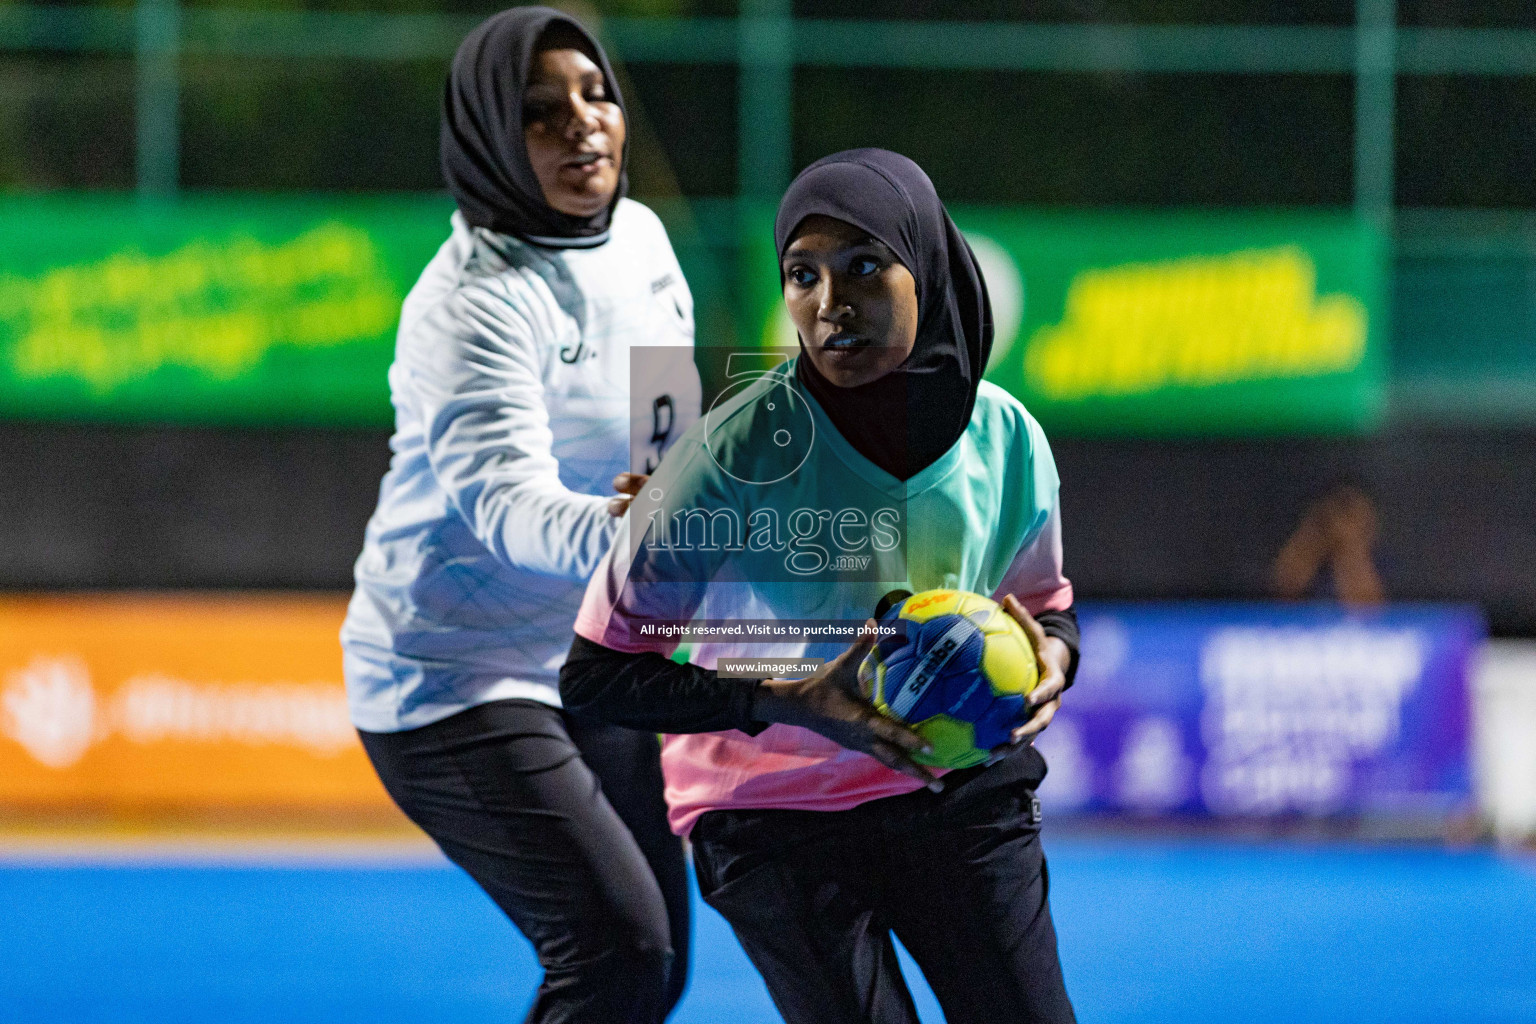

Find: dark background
[3,423,1532,632]
[4,1,1536,204]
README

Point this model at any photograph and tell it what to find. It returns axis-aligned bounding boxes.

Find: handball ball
[858,589,1039,770]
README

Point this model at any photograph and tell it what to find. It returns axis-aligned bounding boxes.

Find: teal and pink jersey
[574,362,1072,835]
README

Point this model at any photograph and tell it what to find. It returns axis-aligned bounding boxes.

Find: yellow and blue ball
[858,589,1039,769]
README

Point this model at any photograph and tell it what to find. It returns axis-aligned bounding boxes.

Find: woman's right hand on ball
[751,620,938,788]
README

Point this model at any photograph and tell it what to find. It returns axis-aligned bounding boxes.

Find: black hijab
[774,149,993,481]
[441,7,627,247]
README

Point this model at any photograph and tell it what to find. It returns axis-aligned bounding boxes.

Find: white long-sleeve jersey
[342,199,701,732]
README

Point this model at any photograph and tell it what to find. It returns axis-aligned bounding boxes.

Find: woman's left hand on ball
[998,594,1070,749]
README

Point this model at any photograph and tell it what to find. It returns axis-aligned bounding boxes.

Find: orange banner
[0,594,394,812]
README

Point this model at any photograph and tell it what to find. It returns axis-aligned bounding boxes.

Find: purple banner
[1035,604,1481,817]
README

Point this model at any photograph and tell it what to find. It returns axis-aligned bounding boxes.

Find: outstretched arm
[560,634,763,734]
[560,627,937,786]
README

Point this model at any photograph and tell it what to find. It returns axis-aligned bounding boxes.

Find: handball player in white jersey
[340,9,700,1022]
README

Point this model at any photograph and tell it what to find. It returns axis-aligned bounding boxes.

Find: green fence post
[135,0,180,199]
[1354,0,1396,232]
[736,0,792,324]
[737,0,792,202]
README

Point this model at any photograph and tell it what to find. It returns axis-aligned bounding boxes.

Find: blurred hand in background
[1274,484,1385,606]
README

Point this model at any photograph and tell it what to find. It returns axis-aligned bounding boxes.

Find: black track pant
[690,748,1075,1024]
[359,699,689,1024]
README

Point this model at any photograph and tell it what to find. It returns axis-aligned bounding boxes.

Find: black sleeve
[559,634,770,735]
[1034,604,1081,689]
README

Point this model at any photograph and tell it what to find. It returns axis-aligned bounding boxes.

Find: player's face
[522,47,625,218]
[781,215,920,389]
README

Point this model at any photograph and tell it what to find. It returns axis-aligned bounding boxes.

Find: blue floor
[1,838,1533,1023]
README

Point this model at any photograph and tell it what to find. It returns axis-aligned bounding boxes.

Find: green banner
[0,194,1384,433]
[0,193,453,426]
[743,207,1387,435]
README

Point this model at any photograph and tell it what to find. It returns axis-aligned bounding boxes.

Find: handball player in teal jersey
[562,150,1080,1023]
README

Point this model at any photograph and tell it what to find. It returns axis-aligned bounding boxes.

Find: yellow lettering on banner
[1024,247,1368,401]
[0,595,393,812]
[0,223,401,394]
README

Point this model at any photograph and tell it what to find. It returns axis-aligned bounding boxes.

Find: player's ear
[873,589,913,620]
